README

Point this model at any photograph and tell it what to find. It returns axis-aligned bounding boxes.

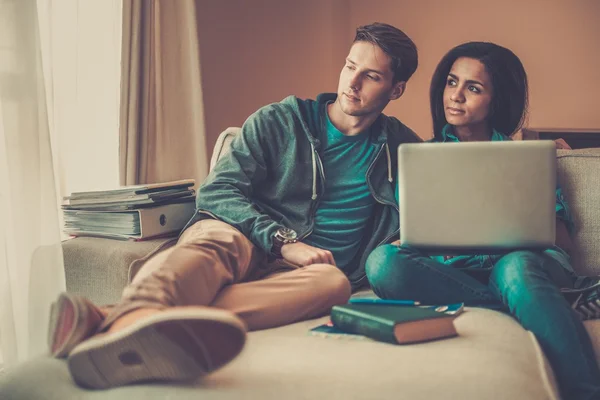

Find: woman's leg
[489,250,600,400]
[365,244,500,306]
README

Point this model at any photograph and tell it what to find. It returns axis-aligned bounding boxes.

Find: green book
[330,303,463,345]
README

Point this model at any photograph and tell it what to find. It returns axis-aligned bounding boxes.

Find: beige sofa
[1,128,599,400]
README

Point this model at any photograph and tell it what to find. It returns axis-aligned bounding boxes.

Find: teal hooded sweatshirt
[192,93,421,289]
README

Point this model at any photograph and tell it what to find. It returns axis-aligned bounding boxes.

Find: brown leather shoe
[47,293,106,358]
[67,307,247,389]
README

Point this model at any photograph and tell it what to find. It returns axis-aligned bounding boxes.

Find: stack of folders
[62,179,197,240]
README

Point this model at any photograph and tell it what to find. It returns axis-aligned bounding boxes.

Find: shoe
[572,285,600,320]
[48,293,106,358]
[67,307,247,389]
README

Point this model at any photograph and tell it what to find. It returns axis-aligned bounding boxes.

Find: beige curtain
[0,0,65,368]
[120,0,208,185]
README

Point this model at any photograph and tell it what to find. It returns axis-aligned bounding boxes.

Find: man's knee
[178,219,256,267]
[303,264,351,304]
[179,219,248,247]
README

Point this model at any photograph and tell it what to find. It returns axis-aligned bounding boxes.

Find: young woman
[365,42,600,400]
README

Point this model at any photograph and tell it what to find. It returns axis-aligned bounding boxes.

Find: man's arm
[197,109,285,254]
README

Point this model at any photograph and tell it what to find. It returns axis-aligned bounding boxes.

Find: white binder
[64,201,196,240]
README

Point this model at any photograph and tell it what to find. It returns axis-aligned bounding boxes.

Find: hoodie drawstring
[385,143,393,183]
[310,141,390,199]
[310,142,317,200]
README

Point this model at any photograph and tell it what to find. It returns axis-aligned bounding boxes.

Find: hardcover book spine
[330,307,396,344]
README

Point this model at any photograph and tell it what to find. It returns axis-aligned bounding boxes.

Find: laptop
[397,140,557,254]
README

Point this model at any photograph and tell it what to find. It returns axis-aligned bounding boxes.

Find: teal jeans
[366,245,600,400]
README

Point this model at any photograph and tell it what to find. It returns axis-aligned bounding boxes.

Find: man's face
[336,41,404,117]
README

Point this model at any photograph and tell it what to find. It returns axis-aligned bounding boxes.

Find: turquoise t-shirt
[397,124,575,267]
[303,109,378,269]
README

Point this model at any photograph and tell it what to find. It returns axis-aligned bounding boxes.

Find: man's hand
[280,242,336,267]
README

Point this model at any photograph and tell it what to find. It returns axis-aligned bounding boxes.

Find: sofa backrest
[209,128,600,275]
[557,148,600,275]
[209,127,240,171]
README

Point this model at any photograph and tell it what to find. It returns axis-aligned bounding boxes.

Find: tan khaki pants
[99,219,351,331]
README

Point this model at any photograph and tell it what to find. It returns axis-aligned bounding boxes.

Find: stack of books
[62,179,197,240]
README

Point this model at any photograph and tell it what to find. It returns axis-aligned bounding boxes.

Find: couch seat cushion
[1,307,573,400]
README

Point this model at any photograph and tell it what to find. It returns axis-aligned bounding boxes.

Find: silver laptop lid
[398,140,556,253]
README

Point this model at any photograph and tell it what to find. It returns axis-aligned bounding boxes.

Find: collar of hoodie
[308,140,393,201]
[304,98,393,201]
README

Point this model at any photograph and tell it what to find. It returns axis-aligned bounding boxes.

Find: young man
[48,22,422,389]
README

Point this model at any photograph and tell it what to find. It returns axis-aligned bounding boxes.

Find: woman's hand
[554,138,572,150]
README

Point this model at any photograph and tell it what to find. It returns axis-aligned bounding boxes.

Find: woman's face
[443,57,493,129]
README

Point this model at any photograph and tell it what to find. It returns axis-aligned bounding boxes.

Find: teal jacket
[193,93,421,288]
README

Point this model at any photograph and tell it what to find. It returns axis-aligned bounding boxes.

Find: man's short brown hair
[354,22,418,83]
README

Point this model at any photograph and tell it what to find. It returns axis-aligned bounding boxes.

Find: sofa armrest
[62,237,175,305]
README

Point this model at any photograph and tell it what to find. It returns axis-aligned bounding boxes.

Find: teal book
[330,303,463,345]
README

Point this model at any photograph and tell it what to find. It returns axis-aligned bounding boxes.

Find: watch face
[279,228,297,240]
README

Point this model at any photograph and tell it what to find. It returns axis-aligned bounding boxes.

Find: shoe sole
[67,308,246,389]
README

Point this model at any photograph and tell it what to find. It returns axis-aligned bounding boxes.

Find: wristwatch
[271,227,298,257]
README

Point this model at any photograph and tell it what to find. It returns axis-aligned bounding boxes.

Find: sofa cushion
[557,148,600,276]
[0,307,569,400]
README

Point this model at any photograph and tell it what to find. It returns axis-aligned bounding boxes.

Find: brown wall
[349,0,600,138]
[196,0,350,150]
[198,0,600,148]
